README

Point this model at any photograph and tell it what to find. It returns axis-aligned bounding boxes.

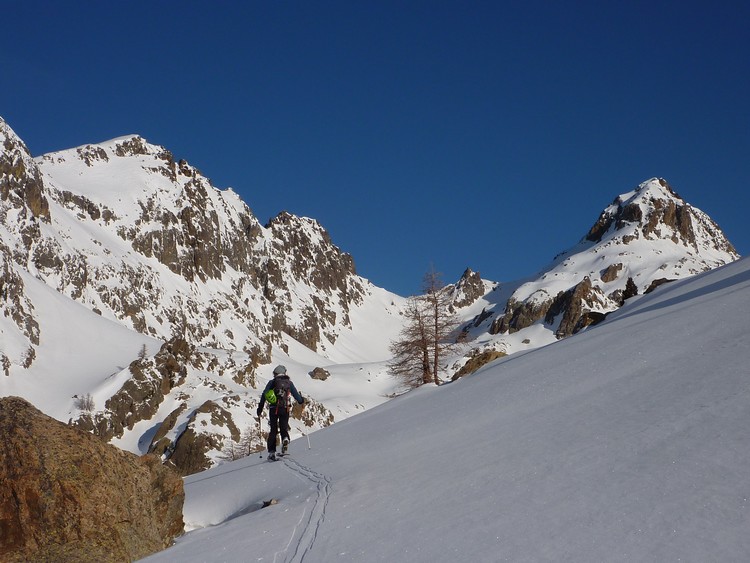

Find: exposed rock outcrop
[310,367,331,381]
[69,337,272,476]
[451,268,486,308]
[72,337,193,441]
[0,247,39,356]
[452,349,506,380]
[167,400,234,476]
[491,292,552,335]
[264,211,366,350]
[0,119,50,223]
[0,397,184,562]
[0,120,47,368]
[544,277,609,337]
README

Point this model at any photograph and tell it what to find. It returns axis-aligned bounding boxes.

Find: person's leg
[267,409,279,453]
[278,408,291,453]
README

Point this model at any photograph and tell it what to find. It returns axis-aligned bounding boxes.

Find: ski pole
[258,415,264,458]
[305,431,311,450]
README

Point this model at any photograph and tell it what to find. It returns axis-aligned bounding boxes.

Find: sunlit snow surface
[142,258,750,562]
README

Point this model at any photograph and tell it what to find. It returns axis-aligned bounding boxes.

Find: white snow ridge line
[283,457,332,562]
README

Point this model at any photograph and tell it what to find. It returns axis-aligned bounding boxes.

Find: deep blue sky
[2,1,748,296]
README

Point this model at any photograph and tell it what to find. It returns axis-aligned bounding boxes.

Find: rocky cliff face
[0,396,184,562]
[450,268,491,309]
[0,123,46,372]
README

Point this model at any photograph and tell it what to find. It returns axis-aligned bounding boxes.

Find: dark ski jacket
[258,374,304,412]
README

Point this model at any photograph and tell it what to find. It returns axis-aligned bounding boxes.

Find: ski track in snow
[279,456,332,563]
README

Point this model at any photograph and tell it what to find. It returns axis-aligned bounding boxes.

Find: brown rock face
[545,276,607,338]
[491,295,552,335]
[452,350,506,380]
[167,400,239,476]
[0,397,184,562]
[451,268,486,308]
[310,367,331,381]
[0,124,50,222]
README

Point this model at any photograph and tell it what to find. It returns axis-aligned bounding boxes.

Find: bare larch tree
[388,268,461,387]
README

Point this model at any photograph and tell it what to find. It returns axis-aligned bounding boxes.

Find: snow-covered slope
[142,256,750,563]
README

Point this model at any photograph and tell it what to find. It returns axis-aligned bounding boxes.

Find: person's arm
[290,382,304,405]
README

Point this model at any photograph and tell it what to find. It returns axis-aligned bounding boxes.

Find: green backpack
[264,388,278,405]
[265,376,291,407]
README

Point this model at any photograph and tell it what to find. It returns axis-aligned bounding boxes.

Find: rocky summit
[0,396,184,562]
[520,177,738,338]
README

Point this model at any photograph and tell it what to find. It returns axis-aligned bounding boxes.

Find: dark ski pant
[267,406,290,453]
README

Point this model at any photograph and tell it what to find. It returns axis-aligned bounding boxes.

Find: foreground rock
[0,397,184,562]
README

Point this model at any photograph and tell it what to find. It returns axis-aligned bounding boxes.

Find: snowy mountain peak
[614,175,681,207]
[57,133,168,162]
[458,177,739,360]
[584,177,735,256]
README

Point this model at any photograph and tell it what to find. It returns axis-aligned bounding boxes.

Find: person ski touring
[256,365,304,461]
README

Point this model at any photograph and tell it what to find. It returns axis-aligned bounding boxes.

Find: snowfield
[141,257,750,562]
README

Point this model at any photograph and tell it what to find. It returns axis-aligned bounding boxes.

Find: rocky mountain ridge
[33,131,368,355]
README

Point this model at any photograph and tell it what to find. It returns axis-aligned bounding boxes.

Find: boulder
[452,350,506,380]
[0,397,184,562]
[309,367,331,381]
